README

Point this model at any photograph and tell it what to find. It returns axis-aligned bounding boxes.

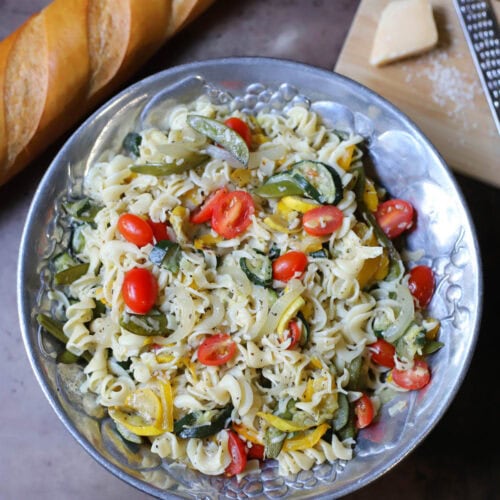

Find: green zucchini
[291,160,343,205]
[332,393,349,431]
[396,323,426,360]
[263,426,286,459]
[122,132,142,157]
[309,248,329,259]
[63,197,102,223]
[71,225,86,254]
[53,252,77,274]
[346,355,363,391]
[254,172,305,198]
[119,310,169,336]
[36,313,92,363]
[336,407,357,441]
[187,115,249,166]
[240,252,272,287]
[131,152,209,176]
[422,340,444,355]
[268,245,281,260]
[174,404,233,439]
[149,241,182,273]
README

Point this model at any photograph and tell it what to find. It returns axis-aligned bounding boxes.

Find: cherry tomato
[122,267,158,314]
[302,205,344,236]
[190,187,228,224]
[354,393,375,429]
[225,430,248,477]
[285,320,302,350]
[147,219,169,242]
[408,265,435,308]
[375,199,414,239]
[211,191,255,239]
[224,117,252,149]
[392,358,431,390]
[197,333,237,366]
[246,443,265,461]
[117,214,154,247]
[272,251,308,281]
[369,339,396,368]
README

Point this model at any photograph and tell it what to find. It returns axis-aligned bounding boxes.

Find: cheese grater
[454,0,500,134]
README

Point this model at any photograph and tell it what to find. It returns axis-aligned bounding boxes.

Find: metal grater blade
[454,0,500,134]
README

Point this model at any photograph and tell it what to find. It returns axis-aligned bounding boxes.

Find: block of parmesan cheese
[370,0,438,66]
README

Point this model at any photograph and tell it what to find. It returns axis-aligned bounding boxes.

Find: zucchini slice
[240,252,273,287]
[291,160,343,205]
[174,404,233,439]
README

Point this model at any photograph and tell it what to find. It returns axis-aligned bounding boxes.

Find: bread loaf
[0,0,214,186]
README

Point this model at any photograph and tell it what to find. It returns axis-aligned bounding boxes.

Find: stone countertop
[1,1,498,499]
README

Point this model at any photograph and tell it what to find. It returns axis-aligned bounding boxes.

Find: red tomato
[197,333,237,366]
[190,187,228,224]
[285,320,302,350]
[122,268,158,314]
[224,117,252,149]
[302,206,344,236]
[272,251,308,281]
[369,339,396,368]
[211,191,255,239]
[408,265,435,308]
[354,393,375,429]
[375,199,414,239]
[392,358,431,390]
[225,430,248,477]
[246,443,265,461]
[117,214,154,247]
[147,219,169,242]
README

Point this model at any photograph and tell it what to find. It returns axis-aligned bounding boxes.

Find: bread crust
[0,0,214,186]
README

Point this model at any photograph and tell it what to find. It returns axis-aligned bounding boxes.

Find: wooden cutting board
[335,0,500,188]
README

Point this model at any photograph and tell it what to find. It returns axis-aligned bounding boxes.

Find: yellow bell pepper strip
[230,168,254,187]
[232,423,264,445]
[193,234,222,250]
[277,296,306,336]
[337,144,355,171]
[303,379,315,402]
[278,196,320,214]
[425,319,441,340]
[308,357,323,370]
[257,412,316,432]
[108,388,164,436]
[157,380,174,433]
[263,214,302,234]
[363,178,379,212]
[282,423,330,452]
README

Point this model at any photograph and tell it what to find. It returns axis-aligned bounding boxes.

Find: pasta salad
[38,94,442,478]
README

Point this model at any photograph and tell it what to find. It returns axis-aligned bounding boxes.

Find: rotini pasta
[42,93,441,479]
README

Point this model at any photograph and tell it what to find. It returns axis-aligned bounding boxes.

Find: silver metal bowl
[17,57,482,499]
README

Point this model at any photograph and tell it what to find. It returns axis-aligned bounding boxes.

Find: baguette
[0,0,214,186]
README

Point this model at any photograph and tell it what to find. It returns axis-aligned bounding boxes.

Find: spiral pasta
[46,93,440,480]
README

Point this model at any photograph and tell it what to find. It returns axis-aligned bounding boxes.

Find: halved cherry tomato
[190,187,228,224]
[408,265,435,308]
[392,358,431,390]
[286,320,302,350]
[225,430,248,477]
[224,117,252,149]
[302,205,344,236]
[354,393,374,429]
[147,219,169,242]
[246,443,265,461]
[369,339,396,368]
[375,199,414,239]
[197,333,237,366]
[272,251,308,281]
[122,267,158,314]
[211,191,255,239]
[117,213,154,247]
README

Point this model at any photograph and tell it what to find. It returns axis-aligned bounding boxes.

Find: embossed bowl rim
[18,57,482,499]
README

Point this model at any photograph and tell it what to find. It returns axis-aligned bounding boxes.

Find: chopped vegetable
[119,310,169,336]
[282,423,330,452]
[149,241,182,273]
[173,404,233,439]
[224,117,252,149]
[225,430,248,477]
[254,173,305,198]
[121,267,158,314]
[117,213,154,247]
[303,205,344,236]
[54,263,89,285]
[257,412,315,432]
[211,190,255,239]
[392,358,431,390]
[375,199,414,239]
[263,426,286,459]
[131,152,209,176]
[187,115,249,166]
[354,394,374,429]
[197,333,237,366]
[408,265,435,308]
[272,251,308,282]
[240,251,273,287]
[122,132,142,156]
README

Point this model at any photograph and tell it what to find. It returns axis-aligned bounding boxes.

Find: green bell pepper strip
[119,310,169,336]
[54,263,89,285]
[131,152,209,176]
[187,114,249,166]
[149,240,182,273]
